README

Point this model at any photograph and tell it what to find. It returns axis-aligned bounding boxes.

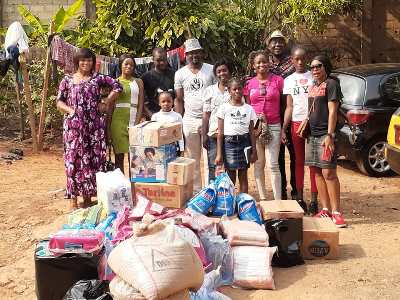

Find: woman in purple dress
[56,48,122,210]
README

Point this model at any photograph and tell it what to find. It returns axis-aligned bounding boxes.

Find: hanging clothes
[51,35,77,74]
[167,46,185,71]
[4,21,29,58]
[134,57,152,77]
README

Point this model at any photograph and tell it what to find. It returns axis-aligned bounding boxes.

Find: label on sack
[151,248,185,272]
[309,240,330,257]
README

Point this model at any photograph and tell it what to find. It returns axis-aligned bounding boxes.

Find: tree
[76,0,362,70]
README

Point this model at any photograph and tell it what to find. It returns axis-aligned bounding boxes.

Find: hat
[266,30,287,45]
[184,38,203,53]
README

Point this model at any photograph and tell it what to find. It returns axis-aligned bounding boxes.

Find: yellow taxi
[386,107,400,175]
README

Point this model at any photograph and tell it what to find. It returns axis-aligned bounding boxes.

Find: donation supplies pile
[34,152,340,299]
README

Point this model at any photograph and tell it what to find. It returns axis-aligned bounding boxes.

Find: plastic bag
[232,246,277,290]
[199,231,233,285]
[236,193,263,224]
[265,218,304,267]
[63,280,112,300]
[212,173,235,216]
[190,267,232,300]
[96,169,133,214]
[130,192,167,221]
[67,204,106,227]
[96,213,117,240]
[98,239,115,281]
[187,182,217,214]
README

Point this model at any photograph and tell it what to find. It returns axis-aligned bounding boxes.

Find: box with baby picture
[129,144,177,183]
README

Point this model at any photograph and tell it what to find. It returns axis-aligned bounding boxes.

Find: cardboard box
[302,217,339,260]
[129,121,182,147]
[260,200,304,220]
[130,144,176,183]
[167,157,196,185]
[133,181,193,208]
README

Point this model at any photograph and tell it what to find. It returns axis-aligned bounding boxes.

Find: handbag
[104,146,115,172]
[296,98,316,139]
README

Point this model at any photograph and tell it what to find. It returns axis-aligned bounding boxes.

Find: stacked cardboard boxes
[129,121,195,209]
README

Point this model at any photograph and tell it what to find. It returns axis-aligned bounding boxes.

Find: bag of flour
[232,246,277,289]
[108,222,204,300]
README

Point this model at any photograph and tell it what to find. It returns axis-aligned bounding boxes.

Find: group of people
[56,30,346,228]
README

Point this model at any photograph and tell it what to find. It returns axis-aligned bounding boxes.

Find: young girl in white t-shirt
[215,78,257,193]
[151,89,184,155]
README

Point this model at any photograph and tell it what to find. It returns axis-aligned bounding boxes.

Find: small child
[215,78,258,193]
[151,89,184,155]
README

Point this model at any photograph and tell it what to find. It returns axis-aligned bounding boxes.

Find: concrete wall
[0,0,88,27]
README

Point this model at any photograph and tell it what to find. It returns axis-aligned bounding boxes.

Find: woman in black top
[305,55,346,228]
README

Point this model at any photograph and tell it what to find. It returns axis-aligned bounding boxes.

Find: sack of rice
[220,219,268,247]
[109,276,191,300]
[232,246,277,289]
[108,222,204,300]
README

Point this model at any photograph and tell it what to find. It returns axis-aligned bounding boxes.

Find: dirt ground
[0,138,400,300]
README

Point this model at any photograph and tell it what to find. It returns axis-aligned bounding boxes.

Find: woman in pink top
[243,50,283,200]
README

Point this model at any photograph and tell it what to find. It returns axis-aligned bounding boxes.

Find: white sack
[232,246,277,290]
[108,222,204,300]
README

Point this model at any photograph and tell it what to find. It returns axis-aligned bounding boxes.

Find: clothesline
[50,35,186,78]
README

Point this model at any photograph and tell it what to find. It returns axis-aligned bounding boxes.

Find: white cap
[184,38,203,53]
[266,30,287,44]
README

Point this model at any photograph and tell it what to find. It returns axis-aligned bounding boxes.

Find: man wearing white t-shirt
[175,39,216,192]
[281,45,318,215]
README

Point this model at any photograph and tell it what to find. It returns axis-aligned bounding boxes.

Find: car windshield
[333,73,366,105]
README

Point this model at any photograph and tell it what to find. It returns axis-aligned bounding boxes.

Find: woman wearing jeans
[305,55,346,228]
[244,51,283,200]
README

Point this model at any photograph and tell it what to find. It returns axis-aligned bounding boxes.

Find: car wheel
[356,137,394,177]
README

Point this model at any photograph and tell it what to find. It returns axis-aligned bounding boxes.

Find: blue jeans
[207,136,218,182]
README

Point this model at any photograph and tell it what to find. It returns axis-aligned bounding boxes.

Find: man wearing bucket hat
[266,30,298,202]
[175,38,216,192]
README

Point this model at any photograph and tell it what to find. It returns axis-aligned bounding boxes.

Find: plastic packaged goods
[108,223,204,300]
[96,169,133,214]
[236,193,262,224]
[187,182,217,214]
[220,219,268,247]
[199,232,233,286]
[49,229,105,255]
[232,246,277,290]
[190,267,232,300]
[212,173,235,216]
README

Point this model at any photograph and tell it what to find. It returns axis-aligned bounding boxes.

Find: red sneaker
[332,212,347,228]
[314,209,332,218]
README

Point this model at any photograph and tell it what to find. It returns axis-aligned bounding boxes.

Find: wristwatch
[327,133,336,138]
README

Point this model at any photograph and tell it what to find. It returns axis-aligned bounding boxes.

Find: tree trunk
[19,52,38,153]
[15,80,25,141]
[37,22,54,151]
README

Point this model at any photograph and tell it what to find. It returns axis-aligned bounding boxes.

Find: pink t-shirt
[243,74,284,124]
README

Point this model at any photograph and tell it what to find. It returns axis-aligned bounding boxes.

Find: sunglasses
[310,63,323,70]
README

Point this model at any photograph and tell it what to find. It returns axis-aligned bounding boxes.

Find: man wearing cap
[175,38,216,192]
[267,30,297,200]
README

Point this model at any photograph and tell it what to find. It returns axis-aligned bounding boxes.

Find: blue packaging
[212,173,235,216]
[187,182,217,214]
[236,193,263,224]
[95,212,117,240]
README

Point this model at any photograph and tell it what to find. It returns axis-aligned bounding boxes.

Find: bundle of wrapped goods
[108,221,204,300]
[232,246,277,290]
[260,200,305,267]
[96,169,133,214]
[220,219,268,247]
